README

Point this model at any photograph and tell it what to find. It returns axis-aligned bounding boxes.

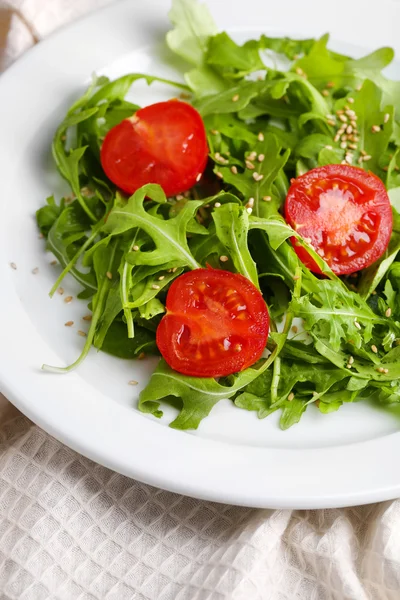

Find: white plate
[1,0,400,509]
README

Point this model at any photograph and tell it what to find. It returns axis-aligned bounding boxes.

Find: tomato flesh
[100,100,208,197]
[284,165,393,275]
[156,269,269,377]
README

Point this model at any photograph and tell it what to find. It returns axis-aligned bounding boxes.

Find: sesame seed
[172,267,178,273]
[64,296,73,304]
[246,207,253,215]
[348,97,355,103]
[327,81,335,88]
[336,109,344,115]
[50,260,57,265]
[262,196,272,202]
[348,143,358,150]
[234,343,242,352]
[77,330,86,337]
[348,355,354,365]
[341,135,348,142]
[158,275,165,281]
[371,345,378,353]
[322,90,329,97]
[345,154,353,164]
[231,165,238,174]
[128,380,138,386]
[292,326,298,334]
[354,320,361,330]
[215,171,223,179]
[385,307,392,317]
[327,119,336,126]
[383,368,389,375]
[288,392,295,401]
[138,352,146,360]
[210,129,219,135]
[196,173,202,182]
[346,110,356,118]
[346,125,353,134]
[245,160,255,170]
[257,132,264,141]
[295,67,304,75]
[358,156,363,165]
[325,145,333,150]
[64,321,74,327]
[219,255,229,262]
[258,154,265,162]
[214,202,221,208]
[57,287,64,295]
[339,114,348,123]
[83,315,92,321]
[340,141,347,149]
[363,155,372,162]
[384,113,390,123]
[252,172,264,181]
[360,149,367,156]
[371,125,381,133]
[356,84,362,91]
[346,364,352,369]
[232,94,240,102]
[248,151,257,161]
[106,271,113,280]
[10,262,17,270]
[246,197,255,208]
[152,284,160,290]
[350,121,358,128]
[334,134,341,143]
[32,267,39,274]
[215,153,228,164]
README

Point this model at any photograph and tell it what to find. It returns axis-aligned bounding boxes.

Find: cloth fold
[1,2,400,599]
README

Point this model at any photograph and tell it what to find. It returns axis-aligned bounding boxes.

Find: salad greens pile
[37,0,400,430]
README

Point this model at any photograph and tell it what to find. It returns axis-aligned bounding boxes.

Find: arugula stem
[42,243,117,373]
[270,356,281,404]
[49,222,102,297]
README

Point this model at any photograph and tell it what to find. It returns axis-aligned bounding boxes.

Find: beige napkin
[1,2,400,599]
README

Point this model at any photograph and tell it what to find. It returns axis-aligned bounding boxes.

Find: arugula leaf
[206,33,265,78]
[98,320,157,358]
[103,184,201,270]
[350,80,393,174]
[212,203,258,286]
[166,0,217,67]
[291,280,386,351]
[139,359,264,429]
[259,35,315,60]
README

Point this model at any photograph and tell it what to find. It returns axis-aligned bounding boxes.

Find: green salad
[37,0,400,430]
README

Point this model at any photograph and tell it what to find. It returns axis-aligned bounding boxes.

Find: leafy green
[37,0,400,431]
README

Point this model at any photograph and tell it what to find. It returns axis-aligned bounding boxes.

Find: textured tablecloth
[1,2,400,599]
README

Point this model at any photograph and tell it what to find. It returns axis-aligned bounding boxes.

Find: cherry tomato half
[100,100,208,197]
[156,269,269,378]
[284,164,393,275]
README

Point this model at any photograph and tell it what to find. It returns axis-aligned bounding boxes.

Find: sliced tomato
[284,164,393,275]
[100,99,208,197]
[156,269,269,378]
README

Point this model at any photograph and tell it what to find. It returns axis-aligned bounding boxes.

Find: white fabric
[1,3,400,599]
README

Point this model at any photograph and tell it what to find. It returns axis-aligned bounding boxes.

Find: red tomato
[156,269,269,377]
[100,100,208,197]
[284,165,393,275]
